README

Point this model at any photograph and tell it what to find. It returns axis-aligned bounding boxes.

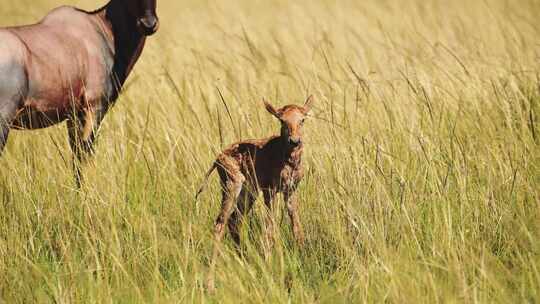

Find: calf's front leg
[284,190,305,247]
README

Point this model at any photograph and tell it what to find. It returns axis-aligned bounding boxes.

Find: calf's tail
[195,162,218,202]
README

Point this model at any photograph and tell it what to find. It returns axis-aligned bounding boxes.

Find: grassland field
[0,0,540,302]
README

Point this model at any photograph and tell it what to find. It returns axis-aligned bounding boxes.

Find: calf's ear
[303,95,315,114]
[263,99,281,119]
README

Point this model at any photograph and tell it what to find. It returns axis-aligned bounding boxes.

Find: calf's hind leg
[228,188,256,249]
[207,163,245,292]
[262,189,277,259]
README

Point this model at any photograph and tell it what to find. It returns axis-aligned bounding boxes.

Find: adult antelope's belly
[13,78,84,130]
[12,60,90,130]
[12,96,72,130]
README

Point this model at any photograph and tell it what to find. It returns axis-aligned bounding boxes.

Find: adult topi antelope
[197,95,315,291]
[0,0,159,186]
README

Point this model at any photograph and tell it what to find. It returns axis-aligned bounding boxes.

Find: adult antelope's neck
[93,0,147,89]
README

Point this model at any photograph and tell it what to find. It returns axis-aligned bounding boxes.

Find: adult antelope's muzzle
[138,13,159,36]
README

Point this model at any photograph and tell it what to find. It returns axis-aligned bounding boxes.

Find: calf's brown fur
[197,95,315,291]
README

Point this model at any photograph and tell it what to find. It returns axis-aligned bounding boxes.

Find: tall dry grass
[0,0,539,302]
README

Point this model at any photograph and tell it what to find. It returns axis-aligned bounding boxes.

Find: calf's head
[124,0,160,36]
[264,95,315,147]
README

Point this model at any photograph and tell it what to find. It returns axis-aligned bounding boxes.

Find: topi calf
[196,95,315,291]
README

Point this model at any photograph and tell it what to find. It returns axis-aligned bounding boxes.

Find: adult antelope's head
[124,0,159,36]
[264,95,315,147]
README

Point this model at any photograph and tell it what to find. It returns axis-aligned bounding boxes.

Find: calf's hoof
[206,276,216,293]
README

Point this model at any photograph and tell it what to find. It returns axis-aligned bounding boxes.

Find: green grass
[1,0,539,302]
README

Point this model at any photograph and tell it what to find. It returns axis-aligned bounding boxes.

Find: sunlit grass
[0,0,539,302]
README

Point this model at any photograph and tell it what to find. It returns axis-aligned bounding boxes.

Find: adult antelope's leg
[67,106,106,187]
[228,188,256,250]
[0,101,17,154]
[262,189,276,259]
[0,125,8,154]
[207,170,245,292]
[0,59,26,155]
[284,190,305,247]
